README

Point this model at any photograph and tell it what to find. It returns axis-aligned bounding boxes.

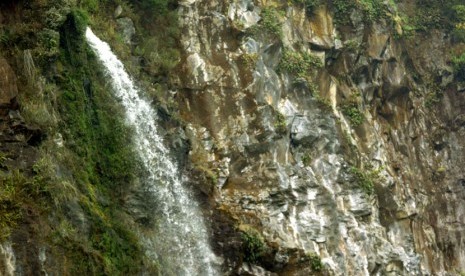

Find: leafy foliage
[241,227,266,264]
[342,102,364,127]
[240,53,259,69]
[349,166,382,195]
[292,0,323,15]
[452,52,465,81]
[307,252,323,272]
[0,165,54,242]
[275,112,288,135]
[278,49,322,78]
[302,153,312,166]
[249,7,283,40]
[50,10,145,274]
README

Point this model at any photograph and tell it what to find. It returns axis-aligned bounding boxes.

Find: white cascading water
[85,28,218,275]
[0,242,16,276]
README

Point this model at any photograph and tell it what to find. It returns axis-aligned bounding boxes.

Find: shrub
[249,7,283,40]
[241,227,266,263]
[452,5,465,22]
[277,49,322,78]
[349,166,382,195]
[0,165,55,242]
[452,52,465,81]
[240,53,259,69]
[359,0,384,21]
[332,0,357,25]
[137,0,177,15]
[307,252,323,272]
[341,102,364,127]
[275,112,287,135]
[302,153,312,166]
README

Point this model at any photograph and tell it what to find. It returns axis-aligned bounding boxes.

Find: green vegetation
[424,90,442,108]
[292,0,323,15]
[358,0,384,21]
[307,252,323,272]
[0,156,60,241]
[250,7,283,40]
[240,53,259,69]
[452,52,465,81]
[0,171,39,241]
[349,166,382,195]
[342,102,364,127]
[314,93,332,111]
[302,153,312,166]
[452,5,465,41]
[240,227,266,264]
[47,9,146,274]
[395,1,465,39]
[275,112,288,135]
[332,0,358,25]
[277,49,322,78]
[0,0,180,274]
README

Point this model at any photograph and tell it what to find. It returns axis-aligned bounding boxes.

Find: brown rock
[0,56,18,105]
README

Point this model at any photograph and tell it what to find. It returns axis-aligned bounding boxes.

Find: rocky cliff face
[1,0,465,275]
[174,0,465,274]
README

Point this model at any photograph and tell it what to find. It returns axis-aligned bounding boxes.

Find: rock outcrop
[175,0,465,274]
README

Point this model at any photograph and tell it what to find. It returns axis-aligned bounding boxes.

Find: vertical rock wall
[175,0,465,274]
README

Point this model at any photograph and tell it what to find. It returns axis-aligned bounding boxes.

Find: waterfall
[85,28,218,275]
[0,242,16,276]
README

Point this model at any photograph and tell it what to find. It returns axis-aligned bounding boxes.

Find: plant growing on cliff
[0,163,56,242]
[424,84,443,108]
[241,227,266,263]
[250,7,284,40]
[277,49,322,78]
[292,0,323,15]
[240,53,259,69]
[452,52,465,81]
[341,102,364,127]
[275,112,288,135]
[452,4,465,41]
[301,152,312,166]
[332,0,391,25]
[307,252,323,272]
[349,165,383,195]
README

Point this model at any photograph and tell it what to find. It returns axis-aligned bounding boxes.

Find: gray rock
[116,17,135,44]
[114,5,123,18]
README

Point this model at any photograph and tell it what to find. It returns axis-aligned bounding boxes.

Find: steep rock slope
[0,0,465,275]
[175,0,465,274]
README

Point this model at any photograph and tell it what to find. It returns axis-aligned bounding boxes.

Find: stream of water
[86,27,218,275]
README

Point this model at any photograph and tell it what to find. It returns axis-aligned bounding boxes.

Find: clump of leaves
[424,83,443,108]
[277,49,322,78]
[292,0,323,15]
[332,0,390,25]
[0,165,54,242]
[302,153,312,166]
[349,165,382,195]
[249,7,283,40]
[240,227,266,264]
[274,112,287,135]
[341,102,364,127]
[240,53,259,69]
[452,52,465,81]
[307,252,323,272]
